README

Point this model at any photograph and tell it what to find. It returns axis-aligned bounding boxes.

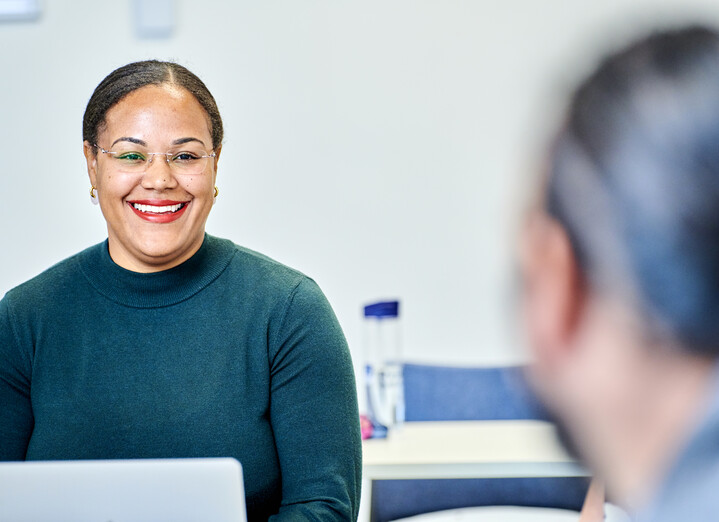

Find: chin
[131,236,196,264]
[141,241,192,259]
[528,378,587,464]
[543,406,585,463]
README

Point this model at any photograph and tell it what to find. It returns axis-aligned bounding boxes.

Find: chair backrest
[370,364,588,522]
[403,364,548,422]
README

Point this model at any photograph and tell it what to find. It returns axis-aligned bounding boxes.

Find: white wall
[3,1,719,388]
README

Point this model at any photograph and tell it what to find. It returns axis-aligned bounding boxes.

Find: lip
[127,199,190,223]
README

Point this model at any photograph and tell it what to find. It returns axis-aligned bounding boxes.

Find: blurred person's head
[521,25,719,510]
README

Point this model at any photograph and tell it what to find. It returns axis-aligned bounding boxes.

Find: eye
[172,151,200,163]
[115,151,146,163]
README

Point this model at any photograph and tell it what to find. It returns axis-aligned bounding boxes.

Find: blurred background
[2,0,719,406]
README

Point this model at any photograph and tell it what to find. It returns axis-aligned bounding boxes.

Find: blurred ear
[83,141,98,188]
[520,211,585,370]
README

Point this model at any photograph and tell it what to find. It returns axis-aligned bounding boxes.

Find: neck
[595,346,715,510]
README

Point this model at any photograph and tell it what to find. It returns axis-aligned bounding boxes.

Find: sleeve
[267,277,362,521]
[0,294,34,461]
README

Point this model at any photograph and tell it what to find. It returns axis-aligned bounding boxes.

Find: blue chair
[369,364,590,522]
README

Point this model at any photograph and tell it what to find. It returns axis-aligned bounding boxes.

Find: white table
[359,420,588,522]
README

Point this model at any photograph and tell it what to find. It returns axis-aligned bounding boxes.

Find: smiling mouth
[132,202,186,214]
[128,200,190,223]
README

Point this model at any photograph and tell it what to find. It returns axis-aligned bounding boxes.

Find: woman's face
[84,84,220,272]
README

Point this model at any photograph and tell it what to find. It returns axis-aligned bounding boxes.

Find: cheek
[183,177,214,198]
[96,173,140,201]
[96,173,112,197]
[95,170,116,188]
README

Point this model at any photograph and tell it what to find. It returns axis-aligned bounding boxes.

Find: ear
[213,145,222,171]
[211,145,222,186]
[83,141,98,188]
[520,211,586,370]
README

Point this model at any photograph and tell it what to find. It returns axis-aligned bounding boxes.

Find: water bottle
[364,300,404,435]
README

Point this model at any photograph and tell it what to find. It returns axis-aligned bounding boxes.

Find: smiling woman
[0,60,361,521]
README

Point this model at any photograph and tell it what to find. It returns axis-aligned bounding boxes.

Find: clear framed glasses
[94,144,216,175]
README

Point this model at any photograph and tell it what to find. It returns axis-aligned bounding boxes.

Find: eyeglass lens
[100,147,213,174]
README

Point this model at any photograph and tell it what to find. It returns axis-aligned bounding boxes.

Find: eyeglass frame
[92,143,217,173]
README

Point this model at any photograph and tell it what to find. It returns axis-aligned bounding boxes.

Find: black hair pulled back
[83,60,223,151]
[548,26,719,354]
[546,26,719,354]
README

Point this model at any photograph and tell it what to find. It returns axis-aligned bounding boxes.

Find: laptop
[0,457,247,522]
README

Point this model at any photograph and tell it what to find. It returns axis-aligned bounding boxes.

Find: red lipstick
[127,200,189,223]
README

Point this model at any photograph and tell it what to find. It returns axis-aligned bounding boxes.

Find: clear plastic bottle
[364,300,404,435]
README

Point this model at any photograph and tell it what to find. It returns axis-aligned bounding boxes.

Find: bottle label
[365,363,404,436]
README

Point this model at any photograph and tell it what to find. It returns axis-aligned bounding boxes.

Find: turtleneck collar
[78,234,236,308]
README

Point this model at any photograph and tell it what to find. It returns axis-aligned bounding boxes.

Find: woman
[522,26,719,520]
[0,60,361,521]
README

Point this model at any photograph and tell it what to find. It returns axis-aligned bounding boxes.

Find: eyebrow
[111,137,146,147]
[172,137,207,147]
[109,137,208,148]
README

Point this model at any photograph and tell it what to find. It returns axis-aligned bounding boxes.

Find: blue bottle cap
[364,300,399,318]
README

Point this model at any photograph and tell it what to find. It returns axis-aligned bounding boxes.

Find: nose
[141,153,178,191]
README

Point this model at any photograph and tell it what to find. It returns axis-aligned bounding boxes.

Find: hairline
[91,80,216,156]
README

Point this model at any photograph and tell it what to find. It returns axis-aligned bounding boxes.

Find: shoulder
[213,236,317,294]
[209,236,334,323]
[2,242,105,313]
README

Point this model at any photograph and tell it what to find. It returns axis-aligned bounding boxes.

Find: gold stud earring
[214,186,219,200]
[90,185,99,205]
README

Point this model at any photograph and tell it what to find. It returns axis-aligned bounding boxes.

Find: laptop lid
[0,457,246,522]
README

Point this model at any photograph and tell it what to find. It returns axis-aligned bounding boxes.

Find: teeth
[133,203,183,214]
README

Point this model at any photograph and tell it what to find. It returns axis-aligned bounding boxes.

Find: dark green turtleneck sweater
[0,235,361,521]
